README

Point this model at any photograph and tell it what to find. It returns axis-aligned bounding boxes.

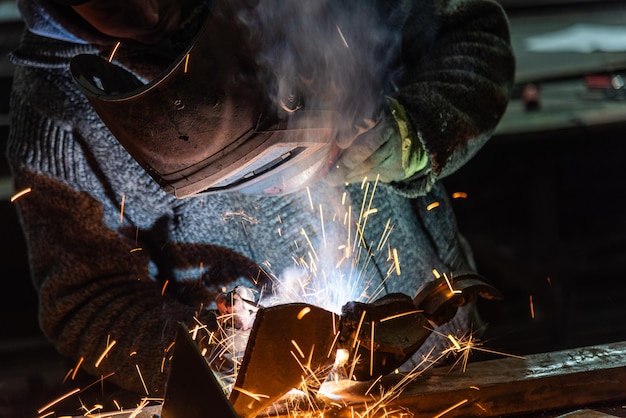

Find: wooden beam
[303,341,626,417]
[73,342,626,417]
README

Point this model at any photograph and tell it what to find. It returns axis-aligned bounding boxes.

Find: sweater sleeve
[7,80,266,394]
[391,0,515,197]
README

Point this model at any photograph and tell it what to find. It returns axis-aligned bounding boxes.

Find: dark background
[1,0,626,416]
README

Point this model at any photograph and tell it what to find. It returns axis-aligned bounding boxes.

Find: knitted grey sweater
[8,0,514,396]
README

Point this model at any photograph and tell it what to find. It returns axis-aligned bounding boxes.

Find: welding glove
[325,97,429,186]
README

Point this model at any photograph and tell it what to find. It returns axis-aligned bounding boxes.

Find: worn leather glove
[325,97,429,185]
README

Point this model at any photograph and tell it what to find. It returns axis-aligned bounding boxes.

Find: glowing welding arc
[10,187,31,202]
[37,387,81,413]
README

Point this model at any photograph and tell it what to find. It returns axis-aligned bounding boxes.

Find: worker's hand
[325,97,429,186]
[73,0,182,44]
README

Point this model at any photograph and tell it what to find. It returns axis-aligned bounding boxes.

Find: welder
[7,0,515,399]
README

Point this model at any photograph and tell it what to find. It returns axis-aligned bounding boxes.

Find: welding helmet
[69,0,381,198]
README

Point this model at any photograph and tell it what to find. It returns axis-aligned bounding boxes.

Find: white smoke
[233,0,403,142]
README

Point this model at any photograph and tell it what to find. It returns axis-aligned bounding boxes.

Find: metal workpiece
[413,273,504,326]
[229,303,339,418]
[338,293,432,381]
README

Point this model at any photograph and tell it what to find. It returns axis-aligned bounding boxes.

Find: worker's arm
[328,0,515,197]
[9,167,264,395]
[394,0,515,196]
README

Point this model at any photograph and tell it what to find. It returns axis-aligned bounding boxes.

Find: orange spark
[184,53,190,73]
[452,192,468,199]
[135,364,149,395]
[443,273,462,294]
[433,398,469,418]
[161,280,169,296]
[380,310,423,322]
[71,357,84,380]
[232,386,270,402]
[291,340,305,358]
[10,187,32,202]
[108,41,121,62]
[370,321,375,377]
[297,306,311,320]
[37,387,81,413]
[130,247,142,253]
[119,194,125,224]
[95,339,117,368]
[392,248,401,275]
[529,295,535,319]
[426,201,440,211]
[352,310,367,349]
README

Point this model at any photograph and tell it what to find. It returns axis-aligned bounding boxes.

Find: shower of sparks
[10,187,31,202]
[439,330,525,373]
[108,41,121,62]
